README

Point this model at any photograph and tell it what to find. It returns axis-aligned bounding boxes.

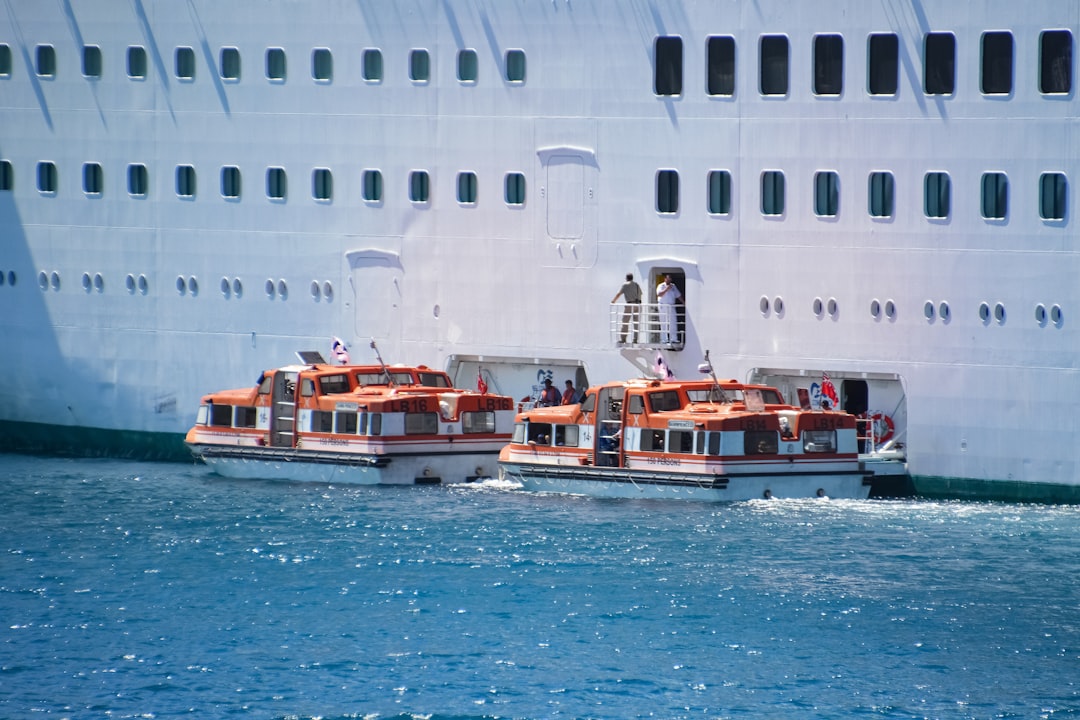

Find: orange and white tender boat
[499,355,873,501]
[186,350,515,485]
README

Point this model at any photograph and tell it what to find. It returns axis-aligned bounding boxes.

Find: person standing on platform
[611,273,642,344]
[656,274,682,345]
[537,378,562,407]
[561,380,577,405]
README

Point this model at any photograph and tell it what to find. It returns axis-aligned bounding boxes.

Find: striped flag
[477,369,488,394]
[821,372,839,409]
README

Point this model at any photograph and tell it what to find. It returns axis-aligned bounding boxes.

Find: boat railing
[609,301,684,350]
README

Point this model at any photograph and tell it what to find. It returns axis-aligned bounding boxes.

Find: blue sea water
[1,455,1078,719]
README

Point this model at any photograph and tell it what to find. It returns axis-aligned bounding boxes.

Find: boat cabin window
[527,423,552,444]
[354,371,413,386]
[209,403,232,427]
[627,395,645,414]
[648,390,681,412]
[257,375,272,394]
[554,424,579,447]
[312,410,333,433]
[405,412,438,435]
[745,430,778,455]
[579,392,596,413]
[802,430,837,453]
[463,411,495,433]
[369,413,382,436]
[669,430,694,453]
[336,411,357,434]
[301,378,315,397]
[512,423,526,443]
[695,431,707,454]
[235,406,257,429]
[708,432,721,455]
[640,429,665,451]
[319,374,350,395]
[687,387,727,403]
[417,372,450,387]
[759,388,783,405]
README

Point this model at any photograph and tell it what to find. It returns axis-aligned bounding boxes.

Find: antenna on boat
[697,350,728,404]
[370,338,396,387]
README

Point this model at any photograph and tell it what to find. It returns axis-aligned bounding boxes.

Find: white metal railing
[609,302,683,348]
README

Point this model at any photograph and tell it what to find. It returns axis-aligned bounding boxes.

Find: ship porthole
[220,277,231,297]
[176,276,186,295]
[126,274,136,294]
[884,299,896,320]
[979,302,991,323]
[812,297,824,316]
[870,299,881,319]
[1051,304,1063,327]
[323,281,333,300]
[82,272,92,292]
[827,297,838,316]
[38,271,48,291]
[923,300,935,320]
[773,296,784,315]
[1035,304,1048,325]
[233,278,243,297]
[51,271,60,291]
[7,271,14,287]
[138,275,148,295]
[939,302,950,322]
[94,273,104,293]
[277,279,288,299]
[188,276,199,296]
[310,280,321,300]
[759,296,770,315]
[994,303,1006,324]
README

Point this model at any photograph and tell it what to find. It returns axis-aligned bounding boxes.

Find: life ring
[863,411,895,443]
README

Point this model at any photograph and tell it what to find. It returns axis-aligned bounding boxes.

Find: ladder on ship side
[270,371,299,448]
[595,387,625,467]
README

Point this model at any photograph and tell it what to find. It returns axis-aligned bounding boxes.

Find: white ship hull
[1,1,1078,500]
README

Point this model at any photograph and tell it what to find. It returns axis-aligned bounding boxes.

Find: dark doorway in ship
[648,267,685,349]
[842,379,869,452]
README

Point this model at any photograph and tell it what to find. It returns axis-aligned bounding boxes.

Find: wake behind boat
[499,354,874,501]
[186,345,515,485]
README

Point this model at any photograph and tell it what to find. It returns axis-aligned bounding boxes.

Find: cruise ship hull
[2,1,1078,501]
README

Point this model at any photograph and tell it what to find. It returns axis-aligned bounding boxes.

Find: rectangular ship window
[176,165,196,198]
[0,160,13,191]
[410,49,430,82]
[83,163,103,195]
[655,36,682,96]
[266,167,286,200]
[235,406,257,429]
[266,48,286,81]
[981,32,1013,95]
[924,32,955,95]
[760,35,789,95]
[868,33,898,95]
[221,166,242,199]
[505,172,526,205]
[0,44,11,76]
[458,49,478,82]
[1040,172,1067,220]
[362,48,383,81]
[457,171,477,204]
[924,172,950,218]
[814,34,843,95]
[1040,30,1072,94]
[313,411,333,433]
[209,404,232,427]
[410,170,430,202]
[802,430,836,453]
[708,170,731,214]
[128,164,149,196]
[505,49,526,82]
[35,45,56,77]
[554,424,579,447]
[707,36,735,96]
[744,430,778,455]
[176,47,195,80]
[761,170,785,216]
[312,48,332,81]
[37,161,57,194]
[220,47,241,80]
[319,374,349,394]
[869,171,894,217]
[981,172,1008,219]
[362,170,382,202]
[83,46,102,78]
[656,169,679,213]
[313,168,333,201]
[815,171,839,216]
[128,46,147,79]
[335,412,357,434]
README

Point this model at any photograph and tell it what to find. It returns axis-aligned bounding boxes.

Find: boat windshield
[354,371,418,386]
[687,387,736,403]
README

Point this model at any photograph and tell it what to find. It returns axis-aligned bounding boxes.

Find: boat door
[269,371,298,447]
[594,385,626,467]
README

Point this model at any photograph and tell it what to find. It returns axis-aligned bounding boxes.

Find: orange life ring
[864,411,895,443]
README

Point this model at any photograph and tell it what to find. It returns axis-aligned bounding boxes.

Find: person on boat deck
[561,380,578,405]
[656,274,682,345]
[611,272,643,344]
[537,378,562,407]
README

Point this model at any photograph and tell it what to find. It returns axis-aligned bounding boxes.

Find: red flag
[477,369,488,395]
[821,372,839,409]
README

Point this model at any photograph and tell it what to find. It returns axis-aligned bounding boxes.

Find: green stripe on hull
[0,421,189,462]
[912,475,1080,504]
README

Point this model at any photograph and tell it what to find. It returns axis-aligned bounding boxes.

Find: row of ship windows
[0,43,520,85]
[657,29,1074,97]
[0,161,516,206]
[2,27,1073,98]
[203,405,497,436]
[10,268,1064,330]
[0,160,1067,222]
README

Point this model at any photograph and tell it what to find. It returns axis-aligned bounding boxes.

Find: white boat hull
[499,462,873,501]
[190,445,497,486]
